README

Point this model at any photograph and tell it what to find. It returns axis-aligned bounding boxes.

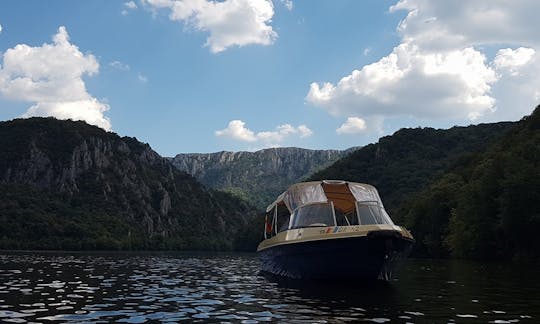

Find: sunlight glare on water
[0,252,538,323]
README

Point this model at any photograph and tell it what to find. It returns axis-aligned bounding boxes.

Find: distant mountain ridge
[0,117,253,250]
[3,111,536,259]
[169,147,358,209]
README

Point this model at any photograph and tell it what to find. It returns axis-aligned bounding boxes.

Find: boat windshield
[290,202,336,229]
[265,182,397,235]
[285,201,393,230]
[356,201,394,225]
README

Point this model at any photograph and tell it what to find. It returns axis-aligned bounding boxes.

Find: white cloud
[389,0,540,50]
[215,120,312,146]
[490,50,540,121]
[215,120,257,142]
[336,117,367,135]
[122,1,138,15]
[280,0,293,11]
[257,123,311,142]
[109,60,131,71]
[0,24,3,34]
[137,73,148,83]
[363,47,371,56]
[494,47,536,76]
[308,43,497,121]
[125,1,138,9]
[0,26,111,130]
[141,0,277,53]
[307,1,540,128]
[22,99,110,129]
[297,125,312,138]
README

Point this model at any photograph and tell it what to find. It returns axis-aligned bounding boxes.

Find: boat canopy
[266,180,385,214]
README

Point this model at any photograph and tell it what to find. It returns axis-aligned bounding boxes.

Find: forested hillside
[309,122,515,215]
[0,118,254,251]
[310,107,540,260]
[399,107,540,259]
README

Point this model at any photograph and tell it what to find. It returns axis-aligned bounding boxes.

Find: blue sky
[1,1,539,156]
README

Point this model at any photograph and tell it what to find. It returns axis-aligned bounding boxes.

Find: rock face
[0,117,252,250]
[169,147,357,210]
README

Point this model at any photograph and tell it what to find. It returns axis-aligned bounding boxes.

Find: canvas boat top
[266,180,386,215]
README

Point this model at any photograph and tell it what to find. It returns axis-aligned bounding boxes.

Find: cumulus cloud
[0,26,111,130]
[215,120,256,141]
[490,50,540,121]
[336,117,367,135]
[109,60,130,71]
[122,1,138,15]
[141,0,277,53]
[215,120,312,146]
[0,24,3,34]
[389,0,540,50]
[308,43,498,121]
[307,0,540,127]
[494,47,536,76]
[297,125,313,138]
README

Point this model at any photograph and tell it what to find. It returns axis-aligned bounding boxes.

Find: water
[0,252,538,323]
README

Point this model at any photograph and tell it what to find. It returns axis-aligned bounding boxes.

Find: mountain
[0,117,254,251]
[169,147,357,210]
[399,106,540,260]
[309,121,516,216]
[227,122,516,252]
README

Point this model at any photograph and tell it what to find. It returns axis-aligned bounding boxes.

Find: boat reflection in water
[257,180,414,281]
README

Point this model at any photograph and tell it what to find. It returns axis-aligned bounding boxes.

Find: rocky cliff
[0,117,253,250]
[169,147,357,210]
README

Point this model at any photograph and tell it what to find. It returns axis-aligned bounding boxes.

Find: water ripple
[0,253,538,323]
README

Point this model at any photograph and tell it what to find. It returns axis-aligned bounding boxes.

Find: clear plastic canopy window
[348,183,378,202]
[267,181,386,213]
[283,183,327,212]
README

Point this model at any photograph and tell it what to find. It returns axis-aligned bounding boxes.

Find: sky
[0,0,539,156]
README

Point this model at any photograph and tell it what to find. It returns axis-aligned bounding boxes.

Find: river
[0,252,538,323]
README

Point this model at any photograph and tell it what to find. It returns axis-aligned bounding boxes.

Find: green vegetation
[2,108,539,260]
[309,121,515,215]
[0,184,129,250]
[311,107,540,260]
[400,107,540,260]
[234,119,518,252]
[0,117,255,251]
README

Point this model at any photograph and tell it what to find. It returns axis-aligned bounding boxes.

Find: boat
[257,180,414,281]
